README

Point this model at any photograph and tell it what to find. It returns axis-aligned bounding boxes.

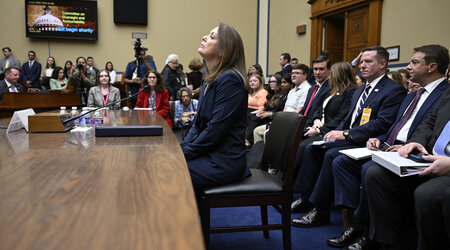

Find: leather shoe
[291,197,313,213]
[327,226,362,248]
[343,236,378,250]
[292,208,330,227]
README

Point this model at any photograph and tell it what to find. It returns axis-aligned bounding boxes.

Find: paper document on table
[339,147,373,160]
[372,151,432,177]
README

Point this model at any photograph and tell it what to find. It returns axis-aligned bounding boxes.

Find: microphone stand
[63,85,150,125]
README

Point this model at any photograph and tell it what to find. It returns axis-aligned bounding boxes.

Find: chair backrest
[261,112,306,190]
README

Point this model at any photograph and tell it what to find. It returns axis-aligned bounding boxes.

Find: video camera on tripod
[132,32,148,59]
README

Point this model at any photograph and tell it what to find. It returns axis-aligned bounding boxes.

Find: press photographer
[124,32,157,108]
[68,56,96,106]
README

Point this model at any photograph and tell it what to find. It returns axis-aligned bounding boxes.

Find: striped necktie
[356,84,371,118]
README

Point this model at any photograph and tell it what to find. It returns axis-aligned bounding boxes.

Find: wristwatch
[343,130,352,140]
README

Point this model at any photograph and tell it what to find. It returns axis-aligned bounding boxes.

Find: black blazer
[312,86,357,134]
[408,87,450,152]
[300,79,331,126]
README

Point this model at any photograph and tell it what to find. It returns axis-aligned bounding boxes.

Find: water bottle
[71,106,79,127]
[91,110,103,126]
[60,106,67,114]
[80,107,91,128]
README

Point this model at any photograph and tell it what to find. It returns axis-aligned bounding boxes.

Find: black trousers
[365,164,450,249]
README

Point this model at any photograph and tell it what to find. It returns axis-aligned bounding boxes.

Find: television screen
[25,0,98,41]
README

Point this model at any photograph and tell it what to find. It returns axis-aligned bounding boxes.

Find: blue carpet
[209,206,342,250]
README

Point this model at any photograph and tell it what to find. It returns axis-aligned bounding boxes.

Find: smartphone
[408,152,432,163]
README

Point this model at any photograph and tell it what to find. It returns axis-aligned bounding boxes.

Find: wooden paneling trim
[309,17,323,64]
[309,0,367,18]
[367,0,383,46]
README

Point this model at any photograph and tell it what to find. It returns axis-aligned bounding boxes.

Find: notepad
[372,151,432,177]
[339,147,373,160]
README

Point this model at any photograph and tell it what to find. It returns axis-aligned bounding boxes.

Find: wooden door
[324,16,345,64]
[344,6,369,63]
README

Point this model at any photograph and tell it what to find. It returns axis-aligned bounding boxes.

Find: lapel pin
[374,89,379,92]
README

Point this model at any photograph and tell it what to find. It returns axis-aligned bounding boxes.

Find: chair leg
[260,205,269,238]
[282,202,292,250]
[200,198,210,248]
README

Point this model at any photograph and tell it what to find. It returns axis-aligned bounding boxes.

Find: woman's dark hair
[46,56,56,69]
[105,61,114,71]
[143,69,165,93]
[51,66,63,79]
[265,74,283,110]
[328,62,356,96]
[96,69,111,85]
[63,60,72,78]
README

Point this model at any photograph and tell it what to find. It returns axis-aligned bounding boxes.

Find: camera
[76,64,84,70]
[132,32,148,59]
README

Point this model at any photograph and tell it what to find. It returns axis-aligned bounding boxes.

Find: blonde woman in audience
[49,66,67,90]
[87,70,121,109]
[181,23,250,190]
[246,73,268,147]
[105,61,116,83]
[247,64,263,78]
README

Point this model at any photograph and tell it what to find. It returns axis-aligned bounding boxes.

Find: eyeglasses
[148,76,157,79]
[269,80,277,83]
[291,71,304,75]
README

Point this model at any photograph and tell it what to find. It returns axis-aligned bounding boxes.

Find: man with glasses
[283,64,310,113]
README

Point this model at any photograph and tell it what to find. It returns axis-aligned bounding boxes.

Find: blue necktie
[356,84,371,118]
[433,120,450,156]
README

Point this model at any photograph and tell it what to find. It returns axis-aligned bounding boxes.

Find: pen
[370,142,380,150]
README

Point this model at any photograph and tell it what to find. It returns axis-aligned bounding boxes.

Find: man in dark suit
[330,44,450,249]
[87,56,99,75]
[0,67,24,103]
[366,86,450,250]
[275,52,292,76]
[21,50,42,88]
[291,46,407,228]
[290,55,331,195]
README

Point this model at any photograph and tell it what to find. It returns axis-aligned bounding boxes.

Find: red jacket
[135,89,173,128]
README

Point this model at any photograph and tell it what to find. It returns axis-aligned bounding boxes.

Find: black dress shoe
[291,197,313,213]
[327,226,362,248]
[292,208,330,227]
[343,236,378,250]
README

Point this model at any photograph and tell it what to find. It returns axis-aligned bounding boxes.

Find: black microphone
[63,85,150,125]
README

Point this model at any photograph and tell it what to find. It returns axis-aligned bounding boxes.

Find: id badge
[360,108,372,125]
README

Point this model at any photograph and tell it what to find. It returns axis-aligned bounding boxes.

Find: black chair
[199,112,306,250]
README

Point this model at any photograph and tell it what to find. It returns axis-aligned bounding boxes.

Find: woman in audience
[135,70,172,128]
[304,62,357,139]
[87,70,121,109]
[388,70,406,88]
[105,61,116,83]
[246,73,268,148]
[355,73,366,87]
[181,23,250,190]
[160,53,181,100]
[187,58,204,99]
[41,56,56,89]
[253,74,291,144]
[63,60,73,81]
[247,64,264,78]
[41,56,56,78]
[49,67,67,90]
[177,63,187,88]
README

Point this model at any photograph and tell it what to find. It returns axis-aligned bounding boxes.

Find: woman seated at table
[49,67,67,90]
[87,70,121,109]
[181,23,250,190]
[135,70,173,128]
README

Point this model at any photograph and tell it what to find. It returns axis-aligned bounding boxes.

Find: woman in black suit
[305,61,357,137]
[292,62,357,195]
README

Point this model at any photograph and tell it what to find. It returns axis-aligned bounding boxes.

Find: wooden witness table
[0,110,204,250]
[0,92,82,118]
